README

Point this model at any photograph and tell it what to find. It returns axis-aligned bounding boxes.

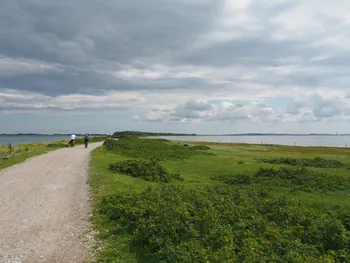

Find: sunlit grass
[89,138,350,262]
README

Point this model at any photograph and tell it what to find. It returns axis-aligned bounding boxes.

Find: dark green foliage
[103,138,207,161]
[47,142,69,148]
[74,136,107,144]
[7,143,12,153]
[112,130,196,137]
[100,185,350,262]
[191,145,210,150]
[238,160,244,164]
[216,166,350,192]
[109,159,183,183]
[260,157,345,168]
[215,173,252,185]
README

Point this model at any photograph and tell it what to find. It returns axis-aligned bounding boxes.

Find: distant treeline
[0,133,108,136]
[112,131,196,137]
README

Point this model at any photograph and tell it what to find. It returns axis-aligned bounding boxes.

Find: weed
[215,166,350,192]
[47,142,69,148]
[109,159,183,183]
[259,157,345,168]
[103,137,207,161]
[91,138,350,262]
[99,185,350,263]
[7,143,12,153]
[191,145,210,150]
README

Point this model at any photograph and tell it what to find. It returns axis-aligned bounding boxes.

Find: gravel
[0,143,103,263]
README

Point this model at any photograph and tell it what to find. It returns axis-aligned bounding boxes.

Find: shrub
[191,145,210,150]
[47,142,69,148]
[216,166,350,192]
[7,143,12,153]
[75,136,107,144]
[103,138,207,161]
[109,159,183,183]
[259,157,345,168]
[99,185,350,263]
[215,173,252,185]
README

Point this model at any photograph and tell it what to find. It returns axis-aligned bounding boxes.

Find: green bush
[100,185,350,263]
[109,159,183,183]
[103,138,207,161]
[260,157,345,168]
[47,143,69,148]
[215,166,350,192]
[75,136,107,144]
[191,145,211,150]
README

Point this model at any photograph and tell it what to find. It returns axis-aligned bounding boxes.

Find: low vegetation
[100,185,350,263]
[103,137,209,161]
[259,157,346,168]
[90,137,350,263]
[109,159,183,183]
[112,131,196,137]
[214,166,350,192]
[0,143,50,170]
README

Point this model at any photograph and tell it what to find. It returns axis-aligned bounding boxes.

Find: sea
[0,135,82,146]
[1,135,350,148]
[160,135,350,148]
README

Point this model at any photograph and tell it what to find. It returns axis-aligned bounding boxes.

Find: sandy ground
[0,142,103,263]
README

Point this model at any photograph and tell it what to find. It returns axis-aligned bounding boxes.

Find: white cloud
[1,0,350,133]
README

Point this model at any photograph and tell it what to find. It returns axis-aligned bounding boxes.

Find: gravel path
[0,143,103,263]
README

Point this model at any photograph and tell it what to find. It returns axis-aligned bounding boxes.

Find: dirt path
[0,143,103,263]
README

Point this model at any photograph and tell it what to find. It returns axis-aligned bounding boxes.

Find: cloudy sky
[1,0,350,134]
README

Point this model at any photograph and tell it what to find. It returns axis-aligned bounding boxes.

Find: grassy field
[90,137,350,262]
[0,136,107,170]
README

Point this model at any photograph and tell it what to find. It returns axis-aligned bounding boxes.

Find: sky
[1,0,350,134]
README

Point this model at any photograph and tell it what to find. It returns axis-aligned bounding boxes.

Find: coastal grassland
[0,136,107,170]
[90,137,350,263]
[0,143,50,170]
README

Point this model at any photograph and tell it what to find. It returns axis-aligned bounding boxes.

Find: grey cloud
[313,104,342,118]
[1,0,220,64]
[1,0,350,130]
[182,101,213,111]
[147,101,282,124]
[311,95,343,118]
[0,0,223,95]
[286,94,350,121]
[286,101,300,114]
[299,111,317,123]
[168,101,213,119]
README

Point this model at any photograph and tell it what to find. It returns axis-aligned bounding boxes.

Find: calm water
[161,135,350,148]
[0,135,82,146]
[2,135,350,148]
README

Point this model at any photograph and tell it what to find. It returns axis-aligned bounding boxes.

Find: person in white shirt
[70,133,76,147]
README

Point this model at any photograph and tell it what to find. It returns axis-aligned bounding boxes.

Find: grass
[0,136,107,170]
[0,143,52,170]
[89,138,350,262]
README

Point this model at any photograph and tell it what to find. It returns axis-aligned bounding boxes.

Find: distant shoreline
[1,133,350,136]
[0,134,108,136]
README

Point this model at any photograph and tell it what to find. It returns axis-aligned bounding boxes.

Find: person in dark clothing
[84,134,89,148]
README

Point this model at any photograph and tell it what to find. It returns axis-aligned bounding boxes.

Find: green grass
[0,143,52,170]
[89,138,350,262]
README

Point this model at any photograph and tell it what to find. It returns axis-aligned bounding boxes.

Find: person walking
[84,133,89,148]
